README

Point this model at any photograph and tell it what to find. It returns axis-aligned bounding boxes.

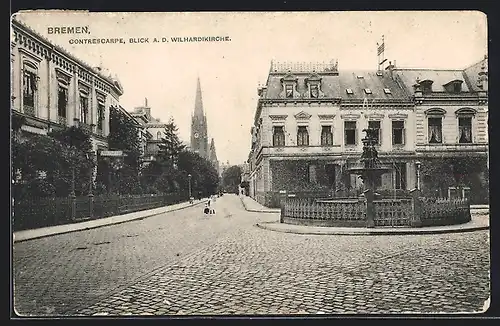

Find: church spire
[194,77,204,117]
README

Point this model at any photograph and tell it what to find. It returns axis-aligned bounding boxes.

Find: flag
[377,42,385,56]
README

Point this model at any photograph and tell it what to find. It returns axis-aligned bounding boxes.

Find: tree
[222,165,242,193]
[177,150,219,197]
[105,106,144,194]
[157,117,185,168]
[420,156,489,203]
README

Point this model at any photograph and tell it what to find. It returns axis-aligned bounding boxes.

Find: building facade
[11,19,123,153]
[130,99,168,161]
[248,59,488,207]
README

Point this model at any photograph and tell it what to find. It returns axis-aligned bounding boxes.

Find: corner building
[248,59,488,207]
[11,19,124,153]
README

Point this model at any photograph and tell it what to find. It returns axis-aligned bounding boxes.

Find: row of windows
[428,116,472,144]
[272,120,406,147]
[22,67,106,130]
[270,116,474,147]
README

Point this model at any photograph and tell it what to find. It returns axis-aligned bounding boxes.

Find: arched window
[425,108,446,144]
[157,131,162,140]
[455,108,477,144]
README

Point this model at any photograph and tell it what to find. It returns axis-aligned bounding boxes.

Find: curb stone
[255,220,489,236]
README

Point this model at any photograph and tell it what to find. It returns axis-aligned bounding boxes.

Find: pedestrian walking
[210,195,217,215]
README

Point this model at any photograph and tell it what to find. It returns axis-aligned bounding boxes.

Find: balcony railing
[57,116,67,125]
[23,105,35,116]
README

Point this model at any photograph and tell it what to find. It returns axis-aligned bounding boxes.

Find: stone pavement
[13,198,208,243]
[257,214,490,236]
[13,194,490,316]
[239,195,280,213]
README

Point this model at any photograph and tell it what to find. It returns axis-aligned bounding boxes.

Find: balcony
[416,143,488,154]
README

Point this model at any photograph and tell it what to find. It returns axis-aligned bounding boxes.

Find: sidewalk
[256,214,489,236]
[239,195,280,213]
[13,198,208,243]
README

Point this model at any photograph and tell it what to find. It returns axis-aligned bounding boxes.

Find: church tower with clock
[190,77,209,160]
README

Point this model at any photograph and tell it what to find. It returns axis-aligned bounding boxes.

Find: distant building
[130,98,167,162]
[209,138,219,174]
[248,58,488,207]
[190,78,209,159]
[11,18,123,154]
[190,77,219,171]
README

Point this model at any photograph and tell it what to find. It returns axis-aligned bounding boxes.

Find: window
[285,84,293,98]
[22,68,37,114]
[157,131,162,140]
[344,121,357,145]
[368,120,381,145]
[392,120,405,145]
[346,88,353,94]
[383,88,391,94]
[97,102,105,131]
[395,163,407,190]
[421,80,433,94]
[364,88,372,94]
[297,126,309,146]
[458,117,472,143]
[310,84,319,98]
[454,82,462,93]
[428,117,442,144]
[321,126,333,146]
[79,95,89,124]
[272,126,285,147]
[325,164,336,186]
[57,85,68,119]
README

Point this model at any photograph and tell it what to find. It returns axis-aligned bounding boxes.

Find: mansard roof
[393,68,472,93]
[262,68,409,100]
[11,18,123,96]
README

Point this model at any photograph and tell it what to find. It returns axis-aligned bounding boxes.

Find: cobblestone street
[13,195,490,316]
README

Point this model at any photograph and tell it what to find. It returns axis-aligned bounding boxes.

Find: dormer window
[285,84,293,98]
[309,84,319,98]
[420,80,434,94]
[444,80,463,94]
[364,88,372,94]
[383,88,391,94]
[346,88,354,95]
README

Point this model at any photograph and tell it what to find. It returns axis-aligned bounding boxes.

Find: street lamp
[86,152,94,218]
[188,174,193,203]
[415,161,421,191]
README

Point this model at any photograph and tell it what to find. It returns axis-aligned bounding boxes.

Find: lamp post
[86,152,94,218]
[188,174,193,203]
[70,151,76,221]
[415,161,421,191]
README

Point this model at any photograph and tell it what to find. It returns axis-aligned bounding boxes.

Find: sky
[13,11,487,165]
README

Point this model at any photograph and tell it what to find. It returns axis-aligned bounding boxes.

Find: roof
[12,18,123,95]
[262,69,409,100]
[463,56,488,92]
[393,68,472,93]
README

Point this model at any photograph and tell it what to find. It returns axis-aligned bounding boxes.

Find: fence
[281,189,471,228]
[12,193,185,231]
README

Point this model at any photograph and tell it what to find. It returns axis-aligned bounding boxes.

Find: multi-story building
[11,18,123,153]
[248,58,488,207]
[130,99,168,161]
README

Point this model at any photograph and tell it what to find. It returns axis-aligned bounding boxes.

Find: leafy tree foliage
[420,156,489,203]
[12,125,95,199]
[222,165,242,193]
